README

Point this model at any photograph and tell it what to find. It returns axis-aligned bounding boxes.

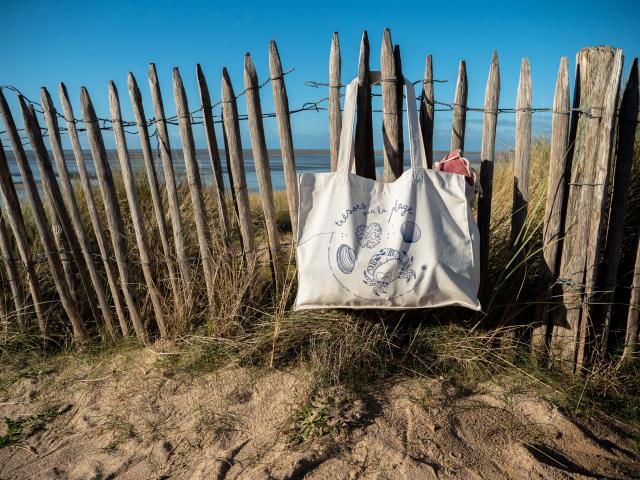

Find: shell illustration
[400,221,421,243]
[355,222,382,248]
[363,248,416,296]
[336,244,356,274]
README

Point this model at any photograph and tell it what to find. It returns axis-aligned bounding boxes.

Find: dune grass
[0,140,639,429]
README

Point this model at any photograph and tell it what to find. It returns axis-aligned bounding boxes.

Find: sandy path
[0,345,638,479]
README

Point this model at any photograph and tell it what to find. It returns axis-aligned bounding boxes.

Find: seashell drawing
[355,222,382,248]
[336,244,356,274]
[363,248,416,296]
[400,221,421,243]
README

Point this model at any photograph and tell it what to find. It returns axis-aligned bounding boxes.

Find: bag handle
[336,71,428,175]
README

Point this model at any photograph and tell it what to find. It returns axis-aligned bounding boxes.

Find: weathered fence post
[245,53,283,285]
[148,64,192,303]
[0,139,45,333]
[172,68,216,308]
[550,46,623,373]
[196,64,232,250]
[221,68,256,264]
[623,238,640,360]
[128,73,183,316]
[109,81,167,337]
[477,52,500,303]
[532,57,570,356]
[450,60,468,152]
[0,214,26,329]
[355,31,376,179]
[511,58,532,250]
[269,40,299,241]
[329,32,341,172]
[420,55,435,168]
[41,88,117,339]
[81,87,147,343]
[381,28,403,182]
[598,59,639,358]
[59,83,129,336]
[0,92,87,341]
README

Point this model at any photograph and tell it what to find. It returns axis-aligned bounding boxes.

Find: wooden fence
[0,29,638,374]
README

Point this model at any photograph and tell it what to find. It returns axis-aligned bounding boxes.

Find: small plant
[0,404,70,448]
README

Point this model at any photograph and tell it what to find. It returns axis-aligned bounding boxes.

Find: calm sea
[4,149,481,193]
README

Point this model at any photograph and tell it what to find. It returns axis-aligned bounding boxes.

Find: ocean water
[4,149,481,193]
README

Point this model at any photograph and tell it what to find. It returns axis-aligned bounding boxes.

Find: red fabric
[436,150,474,186]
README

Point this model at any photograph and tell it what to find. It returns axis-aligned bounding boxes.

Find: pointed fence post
[221,68,256,264]
[269,40,299,241]
[128,73,183,316]
[450,60,468,152]
[196,64,232,250]
[420,55,435,168]
[532,57,570,357]
[550,47,624,373]
[381,28,403,182]
[597,59,639,358]
[109,81,167,337]
[172,68,216,309]
[148,64,192,304]
[0,92,87,341]
[329,32,342,172]
[0,137,45,334]
[244,53,283,286]
[41,87,117,339]
[81,87,147,343]
[511,58,532,250]
[477,52,500,304]
[355,31,375,179]
[59,83,129,336]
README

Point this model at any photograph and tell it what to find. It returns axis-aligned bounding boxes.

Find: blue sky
[1,0,639,152]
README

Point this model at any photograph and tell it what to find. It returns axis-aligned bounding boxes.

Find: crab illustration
[363,248,416,296]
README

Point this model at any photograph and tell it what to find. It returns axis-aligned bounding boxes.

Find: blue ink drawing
[400,221,421,243]
[363,248,416,296]
[336,244,356,274]
[355,222,382,248]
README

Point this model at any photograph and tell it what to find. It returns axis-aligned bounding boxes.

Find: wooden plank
[355,31,375,179]
[81,86,147,342]
[450,60,468,152]
[329,32,341,172]
[59,83,129,336]
[109,81,167,337]
[0,213,26,329]
[381,28,403,182]
[196,64,232,250]
[622,236,640,360]
[23,100,96,340]
[419,55,435,168]
[51,216,76,301]
[148,63,192,302]
[0,138,45,333]
[551,47,623,373]
[0,92,87,341]
[511,58,532,248]
[128,73,183,315]
[221,68,255,263]
[172,68,216,305]
[598,58,639,357]
[477,51,500,304]
[532,57,570,355]
[269,41,299,240]
[244,53,283,285]
[41,87,117,339]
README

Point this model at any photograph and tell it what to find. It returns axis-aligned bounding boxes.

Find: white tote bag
[294,72,481,311]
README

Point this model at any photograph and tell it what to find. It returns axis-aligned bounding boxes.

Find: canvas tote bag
[294,72,481,310]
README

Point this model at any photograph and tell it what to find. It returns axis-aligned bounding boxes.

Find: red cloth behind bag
[435,149,476,186]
